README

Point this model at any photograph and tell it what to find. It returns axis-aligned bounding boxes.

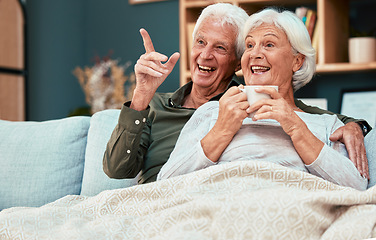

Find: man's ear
[235,61,242,72]
[293,53,305,72]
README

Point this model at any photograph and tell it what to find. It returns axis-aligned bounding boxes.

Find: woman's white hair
[192,3,249,60]
[243,8,316,91]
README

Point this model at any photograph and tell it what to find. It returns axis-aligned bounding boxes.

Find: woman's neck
[278,85,302,111]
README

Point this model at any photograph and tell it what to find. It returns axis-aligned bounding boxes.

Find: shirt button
[127,150,131,154]
[142,118,146,123]
[135,120,140,125]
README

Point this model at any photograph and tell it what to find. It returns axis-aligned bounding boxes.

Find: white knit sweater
[157,101,367,190]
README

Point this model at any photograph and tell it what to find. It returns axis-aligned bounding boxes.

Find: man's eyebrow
[196,34,229,47]
[196,33,204,39]
[216,40,229,47]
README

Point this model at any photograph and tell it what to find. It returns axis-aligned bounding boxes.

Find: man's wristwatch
[357,121,369,137]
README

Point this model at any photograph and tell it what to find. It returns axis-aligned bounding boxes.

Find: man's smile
[198,64,217,73]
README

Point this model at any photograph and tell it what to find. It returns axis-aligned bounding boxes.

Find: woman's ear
[293,53,305,72]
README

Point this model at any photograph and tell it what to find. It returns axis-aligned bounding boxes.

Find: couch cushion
[80,109,138,196]
[0,116,91,210]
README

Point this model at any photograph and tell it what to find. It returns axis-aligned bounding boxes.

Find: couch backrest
[0,109,140,210]
[80,109,139,196]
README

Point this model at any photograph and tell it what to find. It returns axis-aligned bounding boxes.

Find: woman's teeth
[251,66,270,73]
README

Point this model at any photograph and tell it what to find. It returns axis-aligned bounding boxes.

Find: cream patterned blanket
[1,161,376,240]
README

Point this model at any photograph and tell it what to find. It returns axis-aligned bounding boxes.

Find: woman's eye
[266,43,274,48]
[217,46,225,50]
[247,43,253,49]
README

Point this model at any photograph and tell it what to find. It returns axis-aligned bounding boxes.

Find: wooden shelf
[316,62,376,73]
[179,0,376,85]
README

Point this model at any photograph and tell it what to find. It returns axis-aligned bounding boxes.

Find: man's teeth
[251,66,270,73]
[198,65,216,72]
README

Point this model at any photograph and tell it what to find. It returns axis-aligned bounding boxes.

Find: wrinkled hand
[214,86,249,138]
[200,86,249,162]
[249,87,325,165]
[330,122,369,179]
[132,28,180,110]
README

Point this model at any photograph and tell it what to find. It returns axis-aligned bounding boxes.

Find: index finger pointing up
[140,28,155,53]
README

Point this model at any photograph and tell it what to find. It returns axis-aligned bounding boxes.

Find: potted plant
[348,27,376,64]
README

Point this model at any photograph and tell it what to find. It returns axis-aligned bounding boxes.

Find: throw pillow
[0,116,91,210]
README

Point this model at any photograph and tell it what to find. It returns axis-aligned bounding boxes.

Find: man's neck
[183,80,230,109]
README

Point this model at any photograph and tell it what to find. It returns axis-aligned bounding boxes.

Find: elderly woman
[157,8,369,190]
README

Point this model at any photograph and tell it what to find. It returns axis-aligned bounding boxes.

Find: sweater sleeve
[305,115,368,190]
[157,102,217,180]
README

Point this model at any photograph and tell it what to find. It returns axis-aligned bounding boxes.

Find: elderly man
[103,3,371,184]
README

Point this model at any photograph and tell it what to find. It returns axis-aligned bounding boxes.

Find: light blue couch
[0,109,138,210]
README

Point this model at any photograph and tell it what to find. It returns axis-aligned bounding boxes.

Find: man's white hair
[192,3,249,60]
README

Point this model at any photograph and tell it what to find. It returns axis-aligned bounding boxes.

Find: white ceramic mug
[240,85,278,117]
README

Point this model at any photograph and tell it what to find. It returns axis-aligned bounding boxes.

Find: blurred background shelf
[179,0,376,85]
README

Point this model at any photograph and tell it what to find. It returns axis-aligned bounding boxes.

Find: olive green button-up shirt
[103,76,243,184]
